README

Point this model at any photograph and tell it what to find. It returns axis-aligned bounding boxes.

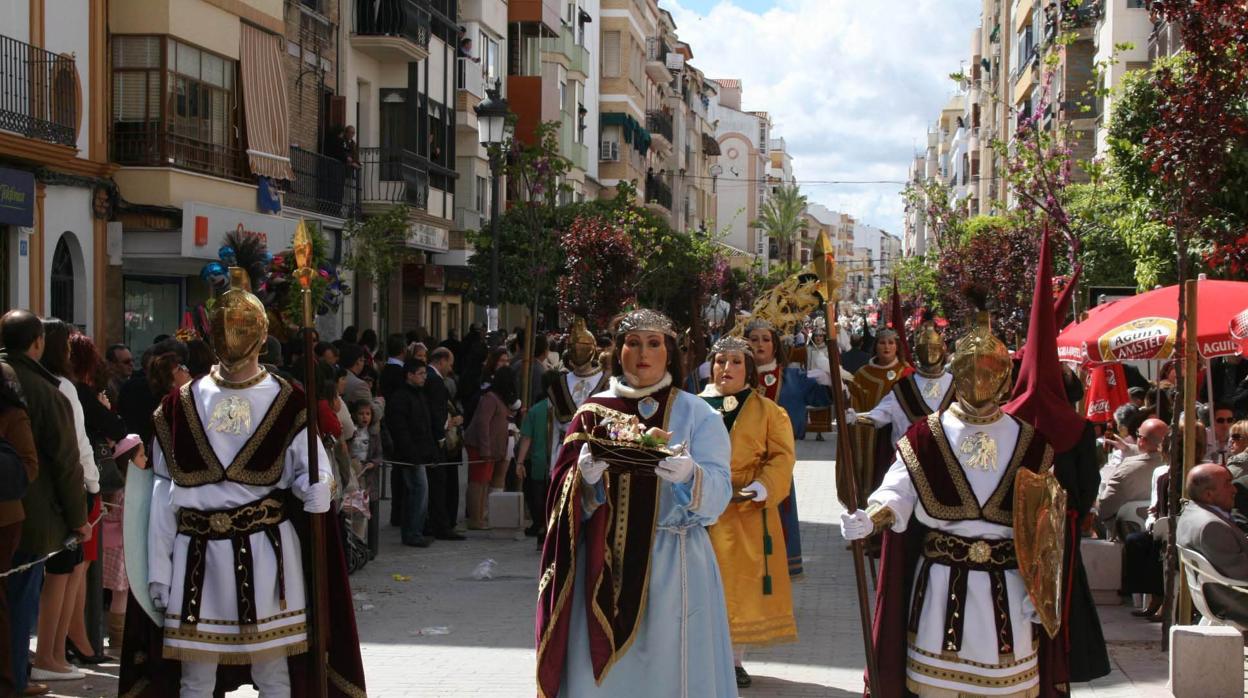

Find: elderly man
[1096,417,1169,532]
[1178,463,1248,625]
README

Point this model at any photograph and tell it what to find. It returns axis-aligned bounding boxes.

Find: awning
[240,24,294,180]
[601,112,651,154]
[701,132,721,156]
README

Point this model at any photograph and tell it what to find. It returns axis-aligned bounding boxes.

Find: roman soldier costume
[844,329,912,507]
[119,268,365,697]
[842,295,1069,698]
[852,320,954,445]
[548,317,610,434]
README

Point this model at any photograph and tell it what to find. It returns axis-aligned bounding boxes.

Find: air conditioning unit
[600,141,619,161]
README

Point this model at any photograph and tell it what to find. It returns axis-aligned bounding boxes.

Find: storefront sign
[181,202,298,260]
[0,167,35,227]
[444,266,474,295]
[406,221,448,252]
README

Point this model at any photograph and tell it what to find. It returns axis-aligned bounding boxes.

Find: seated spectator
[1178,462,1248,626]
[1096,417,1169,533]
[1224,420,1248,514]
[1208,403,1235,464]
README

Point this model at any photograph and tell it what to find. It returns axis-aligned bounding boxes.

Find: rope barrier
[0,501,117,580]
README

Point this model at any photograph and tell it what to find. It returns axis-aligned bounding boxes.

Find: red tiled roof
[713,78,742,89]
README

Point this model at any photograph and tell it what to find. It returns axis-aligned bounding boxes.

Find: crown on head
[615,309,677,338]
[711,335,753,357]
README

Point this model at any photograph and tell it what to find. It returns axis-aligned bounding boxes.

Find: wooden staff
[813,231,880,696]
[293,221,329,697]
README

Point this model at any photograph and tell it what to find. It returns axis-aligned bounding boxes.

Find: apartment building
[653,36,719,233]
[903,154,928,256]
[1,0,112,338]
[1093,0,1151,156]
[342,0,463,338]
[597,0,664,205]
[767,136,804,264]
[711,78,770,269]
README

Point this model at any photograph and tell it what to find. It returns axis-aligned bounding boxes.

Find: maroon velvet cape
[535,388,676,698]
[866,414,1070,698]
[118,379,366,697]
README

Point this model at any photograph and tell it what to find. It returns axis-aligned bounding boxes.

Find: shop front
[121,201,298,348]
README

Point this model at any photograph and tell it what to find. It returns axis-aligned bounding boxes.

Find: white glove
[150,582,170,610]
[1020,592,1040,624]
[840,509,873,541]
[656,448,696,483]
[845,409,858,425]
[578,443,609,485]
[742,480,768,503]
[303,481,332,513]
[808,369,832,387]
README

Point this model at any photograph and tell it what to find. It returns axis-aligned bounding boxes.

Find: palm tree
[754,184,808,271]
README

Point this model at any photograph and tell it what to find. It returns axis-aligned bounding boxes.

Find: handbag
[95,440,125,494]
[0,437,28,502]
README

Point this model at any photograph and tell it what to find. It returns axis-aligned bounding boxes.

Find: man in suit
[1096,417,1169,534]
[1178,462,1248,625]
[379,334,408,401]
[424,348,464,540]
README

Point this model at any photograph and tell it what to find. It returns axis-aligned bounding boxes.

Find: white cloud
[668,0,981,233]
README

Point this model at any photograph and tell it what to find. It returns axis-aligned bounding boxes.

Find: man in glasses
[104,344,133,401]
[1208,403,1235,464]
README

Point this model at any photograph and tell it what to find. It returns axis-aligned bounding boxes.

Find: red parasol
[1057,278,1248,364]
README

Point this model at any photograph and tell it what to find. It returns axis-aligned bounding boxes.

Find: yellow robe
[845,360,910,506]
[707,393,798,647]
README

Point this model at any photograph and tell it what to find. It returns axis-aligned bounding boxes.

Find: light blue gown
[560,389,738,698]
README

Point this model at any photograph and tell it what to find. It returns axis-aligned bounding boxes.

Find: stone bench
[1081,538,1124,605]
[1168,624,1244,697]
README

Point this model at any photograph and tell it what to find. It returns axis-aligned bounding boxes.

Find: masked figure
[849,319,954,446]
[120,268,365,698]
[844,328,912,508]
[548,318,611,450]
[841,297,1067,698]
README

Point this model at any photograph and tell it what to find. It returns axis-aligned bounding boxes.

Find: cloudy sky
[667,0,982,233]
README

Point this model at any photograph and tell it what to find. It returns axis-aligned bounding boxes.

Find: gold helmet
[950,306,1012,412]
[914,320,946,372]
[564,316,600,376]
[209,268,269,373]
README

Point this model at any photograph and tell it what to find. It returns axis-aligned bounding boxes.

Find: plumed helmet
[209,268,269,373]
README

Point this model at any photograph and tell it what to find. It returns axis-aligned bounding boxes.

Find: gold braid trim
[328,665,368,698]
[980,421,1035,525]
[866,503,895,532]
[162,640,308,666]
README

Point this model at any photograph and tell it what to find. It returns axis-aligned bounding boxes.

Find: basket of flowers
[582,408,674,476]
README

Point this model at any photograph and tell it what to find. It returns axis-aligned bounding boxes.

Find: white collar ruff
[757,361,778,373]
[698,383,724,398]
[610,372,672,399]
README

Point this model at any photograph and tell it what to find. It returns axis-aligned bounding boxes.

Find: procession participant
[804,320,834,441]
[845,317,954,445]
[844,327,912,507]
[536,309,736,698]
[841,292,1067,698]
[700,336,797,689]
[546,317,610,454]
[119,268,366,698]
[747,319,830,578]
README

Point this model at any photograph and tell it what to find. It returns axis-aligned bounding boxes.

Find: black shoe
[735,665,751,688]
[402,536,432,548]
[66,640,113,665]
[435,531,466,541]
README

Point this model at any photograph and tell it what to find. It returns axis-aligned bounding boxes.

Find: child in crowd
[345,400,381,538]
[515,371,560,548]
[103,434,147,650]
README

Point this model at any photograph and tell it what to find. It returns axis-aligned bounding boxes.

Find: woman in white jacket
[30,319,98,682]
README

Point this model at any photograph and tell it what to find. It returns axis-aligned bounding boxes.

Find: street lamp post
[474,80,511,334]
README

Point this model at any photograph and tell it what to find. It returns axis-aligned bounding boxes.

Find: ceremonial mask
[950,310,1011,411]
[914,322,946,371]
[209,267,269,373]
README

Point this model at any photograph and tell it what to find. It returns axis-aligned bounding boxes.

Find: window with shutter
[603,31,621,77]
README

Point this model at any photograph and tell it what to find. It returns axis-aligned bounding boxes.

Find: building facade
[1,0,112,339]
[711,79,769,269]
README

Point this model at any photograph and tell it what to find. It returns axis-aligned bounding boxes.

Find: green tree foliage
[753,185,808,270]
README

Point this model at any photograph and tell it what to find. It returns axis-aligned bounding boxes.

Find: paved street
[45,436,1177,697]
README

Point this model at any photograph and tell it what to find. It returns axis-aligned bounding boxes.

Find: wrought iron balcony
[278,146,359,219]
[359,146,429,210]
[646,110,673,146]
[0,34,78,146]
[645,172,672,211]
[351,0,432,62]
[111,124,248,181]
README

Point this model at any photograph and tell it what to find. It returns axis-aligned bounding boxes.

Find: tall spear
[813,230,879,696]
[292,220,329,697]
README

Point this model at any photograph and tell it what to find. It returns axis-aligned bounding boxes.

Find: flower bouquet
[583,407,674,476]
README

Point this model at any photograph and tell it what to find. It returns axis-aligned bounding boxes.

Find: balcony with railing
[456,56,486,100]
[358,146,429,213]
[0,34,78,147]
[351,0,432,63]
[545,25,590,77]
[277,146,358,219]
[646,110,673,150]
[645,171,672,212]
[111,124,248,182]
[645,37,672,82]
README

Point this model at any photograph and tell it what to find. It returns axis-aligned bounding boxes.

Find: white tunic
[860,372,954,444]
[869,410,1039,698]
[148,374,333,664]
